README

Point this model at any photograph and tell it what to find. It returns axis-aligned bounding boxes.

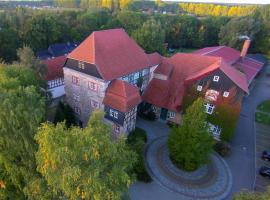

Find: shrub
[214,141,231,157]
[127,128,152,182]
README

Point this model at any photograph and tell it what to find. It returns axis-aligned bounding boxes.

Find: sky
[168,0,270,4]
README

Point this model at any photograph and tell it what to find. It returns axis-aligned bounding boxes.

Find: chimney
[240,39,251,58]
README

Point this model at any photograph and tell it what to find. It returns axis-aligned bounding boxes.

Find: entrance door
[160,108,168,120]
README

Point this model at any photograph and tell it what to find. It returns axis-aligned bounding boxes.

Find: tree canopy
[35,111,136,199]
[168,98,213,171]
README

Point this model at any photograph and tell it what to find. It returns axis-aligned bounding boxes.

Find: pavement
[225,64,270,199]
[129,64,270,200]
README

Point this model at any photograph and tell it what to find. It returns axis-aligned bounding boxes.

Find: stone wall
[63,67,109,126]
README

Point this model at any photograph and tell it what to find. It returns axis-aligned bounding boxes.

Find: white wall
[48,85,65,99]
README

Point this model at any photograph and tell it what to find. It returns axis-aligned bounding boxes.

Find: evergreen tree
[168,98,213,171]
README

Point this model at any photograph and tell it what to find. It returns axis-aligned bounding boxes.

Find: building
[37,42,78,99]
[63,29,158,135]
[63,28,265,138]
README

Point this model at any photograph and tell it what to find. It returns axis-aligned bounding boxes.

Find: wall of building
[63,67,109,126]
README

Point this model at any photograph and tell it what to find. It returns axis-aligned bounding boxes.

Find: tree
[17,45,47,79]
[168,98,213,171]
[35,111,137,199]
[24,14,61,51]
[233,187,270,200]
[132,18,165,54]
[54,0,77,8]
[219,16,262,50]
[0,65,51,199]
[119,0,133,10]
[0,28,21,62]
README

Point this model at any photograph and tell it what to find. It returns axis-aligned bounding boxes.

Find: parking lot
[254,122,270,191]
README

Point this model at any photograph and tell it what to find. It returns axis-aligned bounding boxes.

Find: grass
[255,112,270,125]
[257,100,270,113]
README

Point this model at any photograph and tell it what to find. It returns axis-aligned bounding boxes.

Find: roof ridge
[201,46,225,56]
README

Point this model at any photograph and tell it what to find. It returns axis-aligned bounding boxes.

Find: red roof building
[43,56,66,81]
[143,53,249,112]
[68,28,150,81]
[193,44,265,85]
[103,80,142,113]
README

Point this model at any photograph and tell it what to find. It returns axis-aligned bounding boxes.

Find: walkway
[130,118,232,200]
[145,137,232,200]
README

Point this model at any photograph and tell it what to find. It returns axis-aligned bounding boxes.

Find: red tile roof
[43,56,66,81]
[154,58,173,77]
[148,52,162,66]
[233,57,264,85]
[143,53,248,112]
[103,80,142,113]
[68,29,150,81]
[193,46,240,65]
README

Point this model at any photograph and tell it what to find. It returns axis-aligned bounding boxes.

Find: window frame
[223,91,229,97]
[197,85,203,91]
[72,76,79,85]
[213,76,220,82]
[205,103,215,114]
[88,81,98,91]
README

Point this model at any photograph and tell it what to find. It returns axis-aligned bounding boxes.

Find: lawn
[257,100,270,113]
[255,112,270,125]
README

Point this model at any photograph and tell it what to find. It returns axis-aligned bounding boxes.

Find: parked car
[259,166,270,178]
[262,150,270,161]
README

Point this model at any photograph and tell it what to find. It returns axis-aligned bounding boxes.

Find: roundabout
[145,136,233,200]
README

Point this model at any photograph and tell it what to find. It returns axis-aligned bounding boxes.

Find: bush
[214,141,231,157]
[127,128,152,182]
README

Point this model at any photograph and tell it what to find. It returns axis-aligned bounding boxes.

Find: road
[225,64,270,199]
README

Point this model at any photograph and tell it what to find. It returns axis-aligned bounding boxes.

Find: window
[205,103,215,114]
[169,112,175,118]
[134,72,140,79]
[128,74,134,82]
[122,76,129,82]
[78,61,85,69]
[90,99,99,109]
[213,76,220,82]
[143,68,149,76]
[109,109,118,119]
[73,93,80,102]
[223,91,229,97]
[88,81,98,91]
[72,76,79,85]
[197,85,202,91]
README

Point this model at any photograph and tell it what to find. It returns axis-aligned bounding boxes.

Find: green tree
[132,18,165,54]
[0,65,51,199]
[24,14,62,51]
[35,111,136,199]
[219,16,262,50]
[54,0,77,8]
[233,187,270,200]
[17,45,47,79]
[0,28,21,62]
[168,98,213,171]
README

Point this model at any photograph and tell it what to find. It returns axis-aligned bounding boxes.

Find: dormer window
[109,109,118,119]
[223,91,229,97]
[213,76,220,82]
[197,85,203,91]
[169,112,175,118]
[78,61,85,69]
